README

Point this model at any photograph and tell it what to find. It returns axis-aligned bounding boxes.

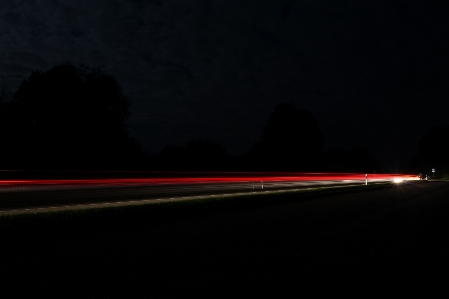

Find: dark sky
[1,0,448,168]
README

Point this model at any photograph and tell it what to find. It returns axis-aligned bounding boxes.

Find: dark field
[1,181,449,297]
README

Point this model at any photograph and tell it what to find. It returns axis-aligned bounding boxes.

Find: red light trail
[0,172,418,187]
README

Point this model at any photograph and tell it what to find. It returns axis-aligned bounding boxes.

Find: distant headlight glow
[393,178,404,183]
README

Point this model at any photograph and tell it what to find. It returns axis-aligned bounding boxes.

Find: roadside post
[432,168,435,178]
[365,174,368,185]
[261,180,263,189]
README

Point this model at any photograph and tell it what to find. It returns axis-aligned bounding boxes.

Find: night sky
[1,0,448,169]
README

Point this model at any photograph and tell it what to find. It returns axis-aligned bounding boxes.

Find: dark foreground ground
[1,181,449,297]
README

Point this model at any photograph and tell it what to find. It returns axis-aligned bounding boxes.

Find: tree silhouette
[1,63,142,169]
[0,80,8,130]
[323,147,381,173]
[155,139,228,170]
[0,79,10,104]
[249,103,324,170]
[418,126,449,175]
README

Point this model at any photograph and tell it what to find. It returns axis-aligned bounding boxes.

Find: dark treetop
[0,63,142,170]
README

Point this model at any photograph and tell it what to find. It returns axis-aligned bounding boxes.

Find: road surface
[0,172,416,213]
[1,180,447,297]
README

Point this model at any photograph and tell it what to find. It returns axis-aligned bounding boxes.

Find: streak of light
[0,172,418,187]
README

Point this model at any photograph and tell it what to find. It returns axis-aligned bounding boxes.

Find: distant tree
[405,156,422,174]
[0,79,10,104]
[156,145,183,170]
[350,147,381,173]
[324,147,381,173]
[156,139,228,170]
[418,126,449,175]
[0,79,11,124]
[1,63,143,169]
[0,80,8,159]
[249,103,324,170]
[182,139,227,169]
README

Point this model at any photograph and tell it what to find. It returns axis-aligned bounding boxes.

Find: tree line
[1,63,439,173]
[406,126,449,177]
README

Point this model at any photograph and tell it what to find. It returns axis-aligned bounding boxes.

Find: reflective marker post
[432,168,435,178]
[365,174,368,185]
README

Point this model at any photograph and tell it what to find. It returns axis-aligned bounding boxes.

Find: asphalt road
[0,179,373,213]
[2,181,448,297]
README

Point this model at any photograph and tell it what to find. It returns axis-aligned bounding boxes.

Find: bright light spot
[393,178,404,183]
